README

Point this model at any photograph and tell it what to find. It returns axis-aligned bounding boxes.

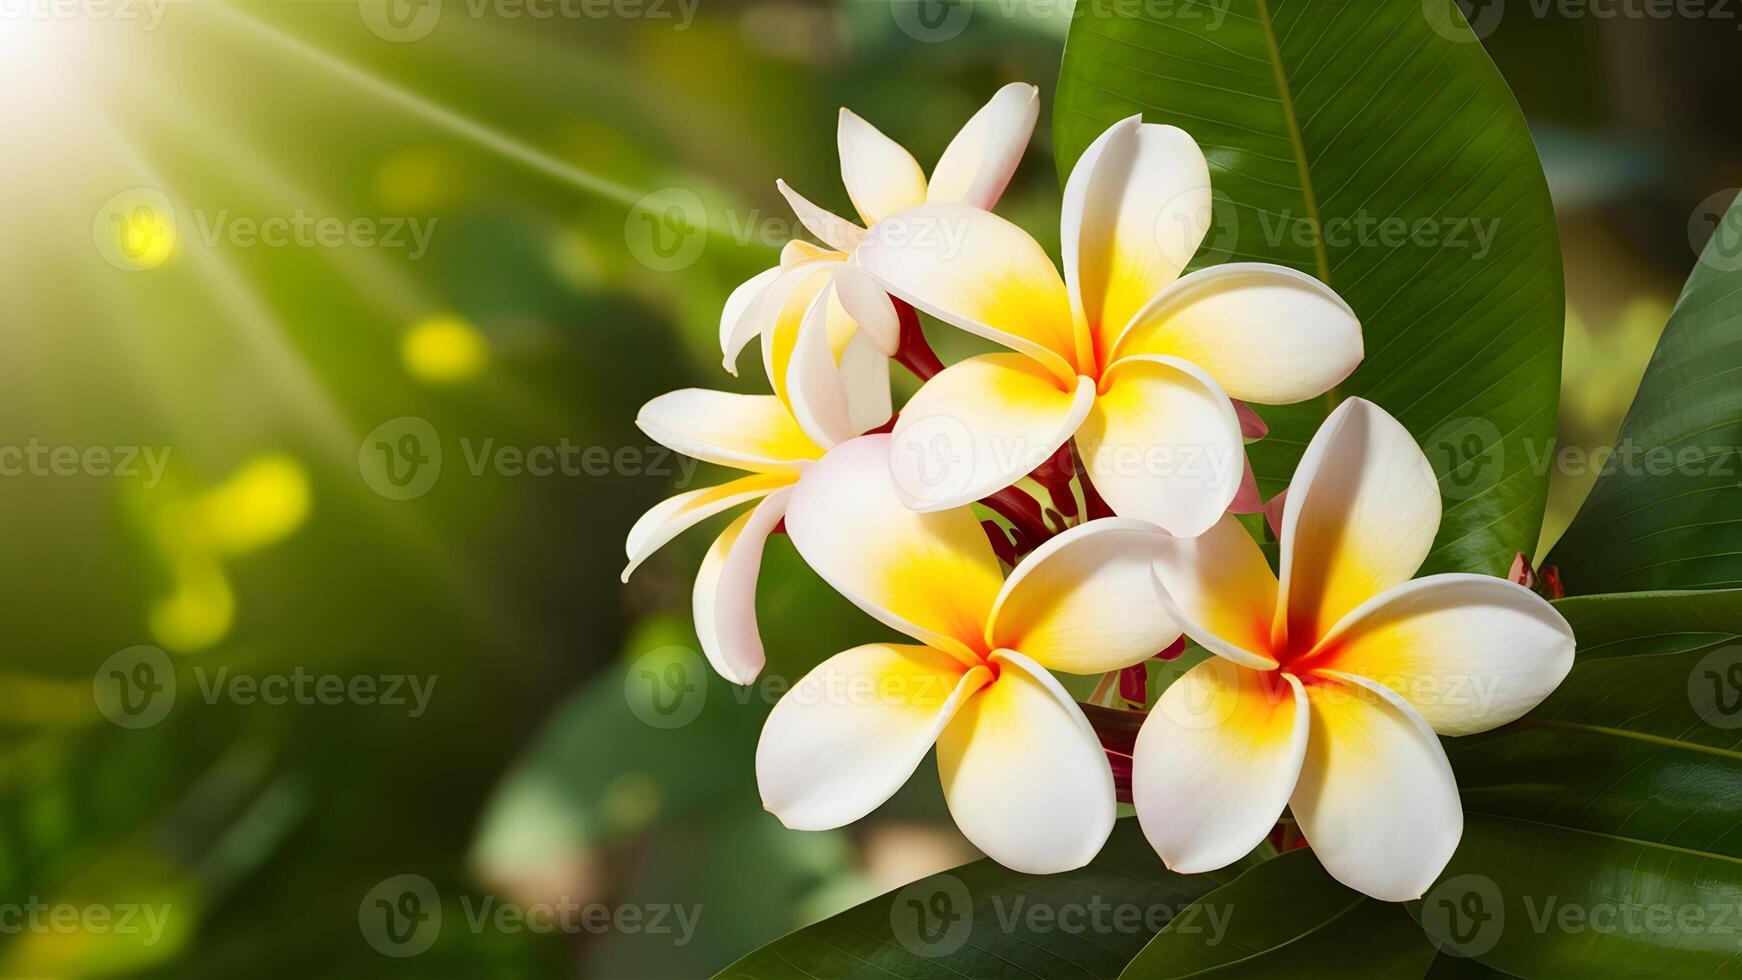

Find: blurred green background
[0,0,1737,976]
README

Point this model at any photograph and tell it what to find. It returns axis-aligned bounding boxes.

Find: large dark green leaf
[1433,645,1742,978]
[1549,192,1742,593]
[1055,0,1562,577]
[1554,589,1742,661]
[717,820,1252,979]
[1119,848,1436,978]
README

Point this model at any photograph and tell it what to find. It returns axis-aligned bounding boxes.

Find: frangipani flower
[719,82,1041,401]
[1133,398,1574,901]
[855,117,1363,535]
[759,434,1179,873]
[623,326,889,684]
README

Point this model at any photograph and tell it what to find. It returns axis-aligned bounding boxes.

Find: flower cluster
[625,83,1574,901]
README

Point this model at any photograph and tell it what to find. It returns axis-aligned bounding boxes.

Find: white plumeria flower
[623,315,889,684]
[719,82,1041,392]
[761,433,1180,874]
[1133,398,1575,902]
[854,116,1363,534]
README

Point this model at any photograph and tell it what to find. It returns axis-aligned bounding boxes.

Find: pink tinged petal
[854,202,1079,381]
[1228,453,1262,515]
[757,642,992,830]
[1111,263,1363,405]
[1078,354,1244,537]
[1275,397,1441,652]
[1061,118,1212,366]
[636,388,823,473]
[1291,670,1463,902]
[1304,574,1575,736]
[1263,486,1288,538]
[832,262,900,355]
[621,472,793,581]
[926,81,1040,210]
[784,434,1005,663]
[719,264,783,373]
[837,108,929,228]
[986,518,1179,674]
[936,649,1116,873]
[1133,659,1307,873]
[1150,514,1281,671]
[777,179,866,253]
[693,487,791,685]
[888,353,1095,511]
[1235,400,1268,439]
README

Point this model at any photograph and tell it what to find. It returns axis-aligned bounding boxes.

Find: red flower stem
[979,486,1052,553]
[891,299,944,382]
[1071,439,1114,520]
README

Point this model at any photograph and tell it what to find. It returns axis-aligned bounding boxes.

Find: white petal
[621,472,792,581]
[839,329,893,434]
[936,650,1115,873]
[855,202,1079,381]
[723,257,839,380]
[927,82,1040,210]
[637,388,822,473]
[889,353,1095,511]
[758,642,991,830]
[719,264,784,373]
[1133,659,1306,872]
[1061,118,1212,365]
[777,179,866,253]
[1150,514,1282,671]
[838,108,929,227]
[1078,354,1244,537]
[1303,574,1575,736]
[833,262,900,356]
[1291,670,1462,902]
[987,518,1178,674]
[785,434,1005,662]
[1275,397,1441,651]
[693,487,791,684]
[785,281,861,448]
[1112,263,1362,404]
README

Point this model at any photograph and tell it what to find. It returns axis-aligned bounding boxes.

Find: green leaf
[1433,645,1742,977]
[1548,192,1742,593]
[717,820,1253,980]
[1554,589,1742,661]
[1055,0,1563,577]
[1119,848,1436,979]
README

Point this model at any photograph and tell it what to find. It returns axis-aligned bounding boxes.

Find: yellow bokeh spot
[196,454,312,556]
[375,147,462,212]
[149,556,234,653]
[402,315,489,384]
